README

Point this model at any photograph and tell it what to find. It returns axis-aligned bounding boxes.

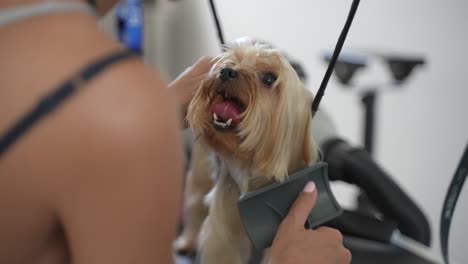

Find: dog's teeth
[226,119,232,126]
[213,113,218,120]
[214,119,226,128]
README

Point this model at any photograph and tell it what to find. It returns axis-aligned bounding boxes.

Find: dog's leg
[174,142,214,255]
[199,172,251,264]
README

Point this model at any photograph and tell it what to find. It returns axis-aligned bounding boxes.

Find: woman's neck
[0,0,121,99]
[0,0,116,55]
[0,0,88,10]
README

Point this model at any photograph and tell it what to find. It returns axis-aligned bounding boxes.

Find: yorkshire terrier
[175,38,318,264]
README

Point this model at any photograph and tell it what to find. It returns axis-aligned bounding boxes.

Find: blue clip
[116,0,143,53]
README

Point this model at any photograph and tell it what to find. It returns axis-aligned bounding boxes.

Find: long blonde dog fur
[175,38,318,264]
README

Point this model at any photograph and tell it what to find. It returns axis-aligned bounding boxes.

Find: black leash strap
[208,0,225,48]
[311,0,360,116]
[440,141,468,264]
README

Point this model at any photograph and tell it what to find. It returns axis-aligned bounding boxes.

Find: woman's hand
[269,182,352,264]
[169,56,216,125]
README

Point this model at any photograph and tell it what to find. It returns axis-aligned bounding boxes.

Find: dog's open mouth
[210,97,245,131]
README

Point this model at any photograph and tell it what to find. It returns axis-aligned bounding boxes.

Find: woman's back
[0,7,183,264]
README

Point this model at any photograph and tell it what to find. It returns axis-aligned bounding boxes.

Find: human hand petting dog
[270,182,352,264]
[169,56,216,124]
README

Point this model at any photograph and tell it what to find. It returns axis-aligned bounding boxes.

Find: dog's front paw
[174,235,197,257]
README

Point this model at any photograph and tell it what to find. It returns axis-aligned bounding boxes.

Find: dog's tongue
[211,101,242,125]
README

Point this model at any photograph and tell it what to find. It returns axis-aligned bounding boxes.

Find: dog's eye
[262,72,277,87]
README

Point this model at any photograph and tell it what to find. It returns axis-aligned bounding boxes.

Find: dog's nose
[219,68,238,82]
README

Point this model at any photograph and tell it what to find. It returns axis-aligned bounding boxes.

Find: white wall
[103,0,468,262]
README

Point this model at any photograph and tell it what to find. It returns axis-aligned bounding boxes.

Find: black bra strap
[87,0,97,8]
[0,49,138,158]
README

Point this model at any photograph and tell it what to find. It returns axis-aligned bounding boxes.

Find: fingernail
[303,181,316,193]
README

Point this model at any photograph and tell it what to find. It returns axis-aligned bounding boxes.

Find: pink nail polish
[303,181,316,193]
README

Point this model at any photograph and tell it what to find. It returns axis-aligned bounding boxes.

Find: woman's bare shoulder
[45,58,183,263]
